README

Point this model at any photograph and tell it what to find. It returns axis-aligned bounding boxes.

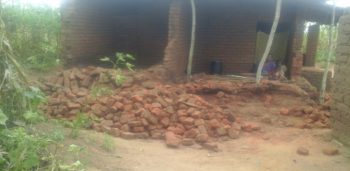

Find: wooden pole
[256,0,282,85]
[320,1,336,104]
[187,0,197,80]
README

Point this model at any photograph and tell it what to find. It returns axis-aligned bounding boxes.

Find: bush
[1,2,60,71]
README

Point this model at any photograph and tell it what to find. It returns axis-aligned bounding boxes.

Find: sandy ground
[62,127,350,171]
[54,93,350,171]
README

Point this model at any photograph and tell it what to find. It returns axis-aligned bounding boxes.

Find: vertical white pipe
[187,0,196,79]
[256,0,282,84]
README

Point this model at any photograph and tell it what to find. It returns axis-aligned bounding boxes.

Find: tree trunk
[187,0,197,79]
[256,0,282,84]
[319,1,336,104]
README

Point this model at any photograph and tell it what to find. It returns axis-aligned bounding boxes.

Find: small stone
[297,147,309,156]
[165,131,182,148]
[303,106,314,114]
[322,147,339,156]
[216,91,225,98]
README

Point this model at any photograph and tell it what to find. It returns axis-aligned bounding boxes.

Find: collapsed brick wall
[163,0,190,79]
[61,0,169,67]
[304,24,320,67]
[331,14,350,146]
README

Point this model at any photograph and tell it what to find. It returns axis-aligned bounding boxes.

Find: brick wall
[191,0,296,74]
[163,0,190,79]
[304,24,320,67]
[286,7,305,79]
[61,0,169,67]
[61,0,116,64]
[331,14,350,146]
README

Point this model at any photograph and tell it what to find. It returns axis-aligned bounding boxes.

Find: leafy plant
[0,128,50,170]
[100,52,135,86]
[1,2,61,71]
[0,109,8,127]
[101,134,114,152]
[62,113,92,139]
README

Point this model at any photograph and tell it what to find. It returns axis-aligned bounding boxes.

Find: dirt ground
[56,93,350,171]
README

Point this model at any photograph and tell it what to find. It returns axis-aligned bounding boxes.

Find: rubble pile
[281,104,331,129]
[41,66,242,148]
[40,66,331,149]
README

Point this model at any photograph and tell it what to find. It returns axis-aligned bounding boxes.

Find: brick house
[60,0,340,78]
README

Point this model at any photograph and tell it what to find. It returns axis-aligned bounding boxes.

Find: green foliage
[100,52,136,70]
[0,128,50,170]
[100,52,135,86]
[62,113,92,139]
[0,109,8,126]
[1,1,60,71]
[303,23,337,68]
[101,134,114,152]
[316,25,337,67]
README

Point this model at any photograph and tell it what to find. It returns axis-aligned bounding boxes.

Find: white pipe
[256,0,282,84]
[187,0,196,79]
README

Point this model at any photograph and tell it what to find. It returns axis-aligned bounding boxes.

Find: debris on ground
[39,66,332,148]
[297,147,310,156]
[322,147,340,156]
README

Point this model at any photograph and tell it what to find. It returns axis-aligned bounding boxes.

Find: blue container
[210,60,223,75]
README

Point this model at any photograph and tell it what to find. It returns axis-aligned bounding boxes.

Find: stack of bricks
[331,14,350,146]
[291,54,303,79]
[286,7,305,80]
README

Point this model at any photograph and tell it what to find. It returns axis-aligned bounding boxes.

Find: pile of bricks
[40,66,243,149]
[40,66,329,149]
[280,103,331,129]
